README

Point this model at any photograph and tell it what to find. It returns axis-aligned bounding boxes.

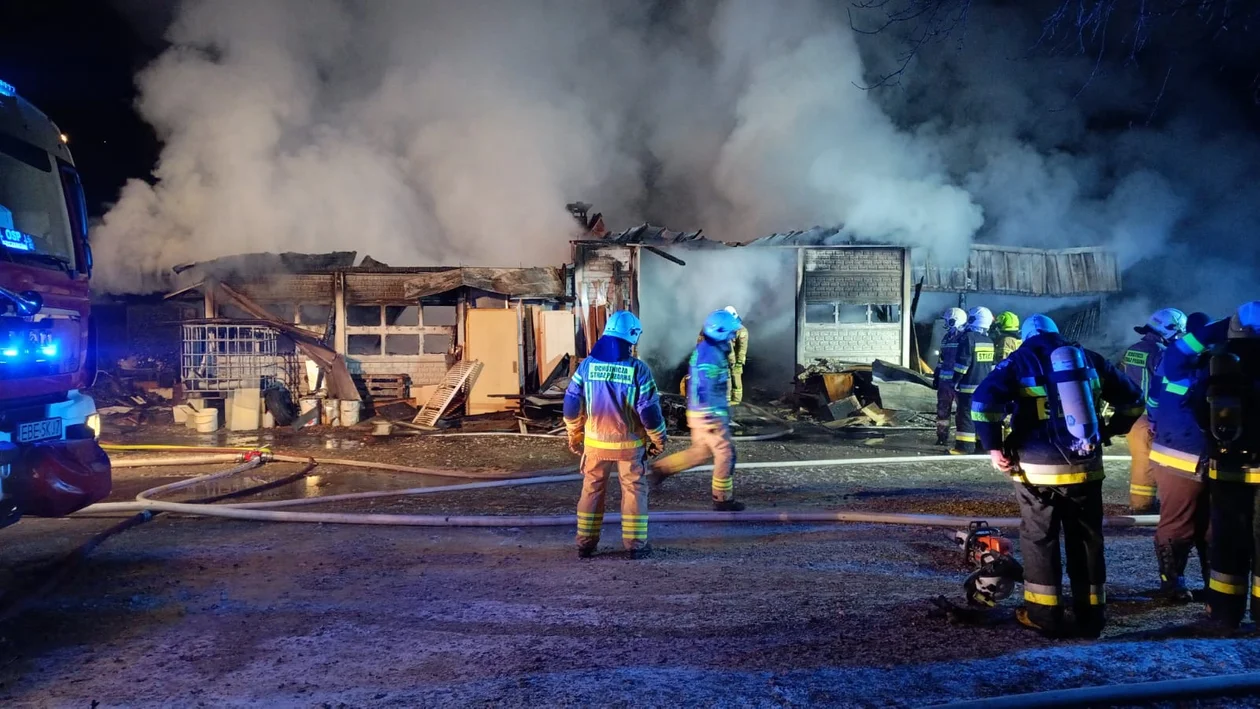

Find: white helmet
[942,307,966,330]
[1138,308,1187,340]
[967,307,994,332]
[724,305,739,318]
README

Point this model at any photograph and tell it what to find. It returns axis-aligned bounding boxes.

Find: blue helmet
[602,310,643,345]
[703,309,742,342]
[1020,313,1058,340]
[1229,301,1260,340]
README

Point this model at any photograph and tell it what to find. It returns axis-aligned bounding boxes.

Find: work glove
[567,430,584,455]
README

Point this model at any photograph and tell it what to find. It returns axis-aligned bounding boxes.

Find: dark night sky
[0,1,162,217]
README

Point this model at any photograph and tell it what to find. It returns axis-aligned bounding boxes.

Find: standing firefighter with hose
[564,311,668,559]
[952,307,997,455]
[725,306,749,406]
[1122,308,1188,513]
[1147,311,1213,603]
[1199,302,1260,629]
[971,314,1144,638]
[650,309,747,511]
[935,307,967,447]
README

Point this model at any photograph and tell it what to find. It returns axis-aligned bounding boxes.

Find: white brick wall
[349,356,452,387]
[801,324,901,364]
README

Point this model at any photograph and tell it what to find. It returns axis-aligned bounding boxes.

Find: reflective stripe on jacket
[563,335,666,459]
[1120,335,1164,403]
[971,333,1144,486]
[688,338,731,419]
[953,330,996,394]
[937,329,964,381]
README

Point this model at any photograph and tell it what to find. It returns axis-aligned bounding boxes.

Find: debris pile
[791,358,936,432]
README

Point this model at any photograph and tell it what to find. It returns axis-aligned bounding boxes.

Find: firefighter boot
[1156,542,1194,604]
[1015,608,1067,639]
[578,544,597,559]
[627,544,653,560]
[935,420,950,447]
[713,499,746,512]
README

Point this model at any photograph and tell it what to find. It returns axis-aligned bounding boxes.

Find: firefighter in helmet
[1121,308,1188,513]
[935,307,967,446]
[951,306,997,455]
[992,311,1022,361]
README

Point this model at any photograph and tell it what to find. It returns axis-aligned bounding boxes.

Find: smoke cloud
[98,0,1260,342]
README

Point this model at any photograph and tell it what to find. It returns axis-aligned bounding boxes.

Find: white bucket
[339,400,361,427]
[323,399,341,427]
[193,408,219,433]
[299,397,320,427]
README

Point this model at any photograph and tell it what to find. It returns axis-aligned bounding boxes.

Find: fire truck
[0,78,110,528]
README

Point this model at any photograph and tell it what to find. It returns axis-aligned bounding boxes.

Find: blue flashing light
[1,348,16,358]
[0,79,13,97]
[1,228,34,252]
[40,344,57,357]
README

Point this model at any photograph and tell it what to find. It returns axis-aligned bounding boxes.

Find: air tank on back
[1051,345,1100,456]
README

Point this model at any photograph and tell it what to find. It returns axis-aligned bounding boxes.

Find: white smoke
[98,0,1260,339]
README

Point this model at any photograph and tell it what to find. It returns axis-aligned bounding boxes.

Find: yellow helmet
[994,311,1020,333]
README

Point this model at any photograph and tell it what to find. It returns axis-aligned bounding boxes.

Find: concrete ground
[1,419,1259,707]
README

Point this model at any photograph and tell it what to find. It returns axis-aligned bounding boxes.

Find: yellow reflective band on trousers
[1252,578,1260,599]
[712,477,734,492]
[621,514,648,541]
[1208,464,1260,484]
[576,511,604,536]
[1129,483,1157,497]
[1210,570,1248,596]
[1017,461,1103,486]
[1024,582,1060,606]
[1150,444,1200,474]
[1089,585,1106,606]
[955,432,977,442]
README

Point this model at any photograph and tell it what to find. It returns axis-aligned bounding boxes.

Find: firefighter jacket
[688,338,732,421]
[936,329,964,385]
[994,332,1023,362]
[971,333,1144,486]
[728,327,749,369]
[1173,318,1260,484]
[564,335,667,460]
[953,329,996,395]
[1147,361,1209,481]
[1121,333,1165,404]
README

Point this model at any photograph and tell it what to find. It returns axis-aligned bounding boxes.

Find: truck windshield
[0,133,74,268]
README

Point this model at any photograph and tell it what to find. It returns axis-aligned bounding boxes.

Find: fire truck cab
[0,78,110,527]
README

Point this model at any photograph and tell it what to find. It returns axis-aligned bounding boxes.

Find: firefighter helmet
[966,307,994,333]
[724,305,739,318]
[602,310,643,345]
[1228,301,1260,340]
[994,311,1020,333]
[1137,308,1187,340]
[1020,313,1058,340]
[703,309,742,342]
[942,307,966,330]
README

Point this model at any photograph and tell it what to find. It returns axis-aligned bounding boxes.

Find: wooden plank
[860,403,892,426]
[821,373,854,402]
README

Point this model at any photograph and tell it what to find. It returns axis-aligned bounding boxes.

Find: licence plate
[17,418,62,444]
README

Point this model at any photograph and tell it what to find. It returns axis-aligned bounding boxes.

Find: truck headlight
[86,413,101,439]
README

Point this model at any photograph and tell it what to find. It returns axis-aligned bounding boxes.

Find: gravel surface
[3,427,1257,707]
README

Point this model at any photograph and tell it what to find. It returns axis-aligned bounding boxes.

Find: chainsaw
[951,521,1024,607]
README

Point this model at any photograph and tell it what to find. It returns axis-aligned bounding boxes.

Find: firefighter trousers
[576,453,649,552]
[651,414,736,502]
[953,393,977,453]
[1014,480,1106,635]
[1128,414,1157,510]
[729,364,744,405]
[1153,465,1209,589]
[1206,480,1260,627]
[936,380,956,443]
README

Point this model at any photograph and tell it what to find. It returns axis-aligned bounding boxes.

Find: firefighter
[1148,311,1213,602]
[935,307,967,446]
[725,306,749,406]
[951,306,997,455]
[564,310,668,559]
[992,311,1023,361]
[649,309,746,511]
[971,313,1144,638]
[1199,302,1260,629]
[1122,308,1188,513]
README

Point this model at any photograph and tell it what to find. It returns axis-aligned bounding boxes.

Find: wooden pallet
[357,373,409,399]
[413,360,483,427]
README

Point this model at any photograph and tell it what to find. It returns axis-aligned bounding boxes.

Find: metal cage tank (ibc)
[180,320,300,397]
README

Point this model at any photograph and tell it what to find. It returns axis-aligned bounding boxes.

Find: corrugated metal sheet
[913,245,1120,296]
[236,274,334,303]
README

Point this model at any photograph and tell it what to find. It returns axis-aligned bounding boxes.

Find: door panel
[465,309,520,414]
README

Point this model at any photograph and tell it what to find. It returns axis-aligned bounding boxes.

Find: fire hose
[82,445,1157,529]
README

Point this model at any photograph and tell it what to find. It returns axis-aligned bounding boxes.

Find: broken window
[422,304,457,327]
[385,305,420,327]
[299,304,331,326]
[870,305,901,324]
[218,304,252,320]
[347,334,382,356]
[805,303,836,324]
[385,334,420,356]
[264,303,295,323]
[423,333,453,355]
[348,305,381,327]
[837,305,871,324]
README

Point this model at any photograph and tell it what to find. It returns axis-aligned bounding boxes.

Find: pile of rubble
[791,359,936,432]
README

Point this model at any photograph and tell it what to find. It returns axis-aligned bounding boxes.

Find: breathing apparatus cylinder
[1050,346,1100,457]
[1207,351,1243,446]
